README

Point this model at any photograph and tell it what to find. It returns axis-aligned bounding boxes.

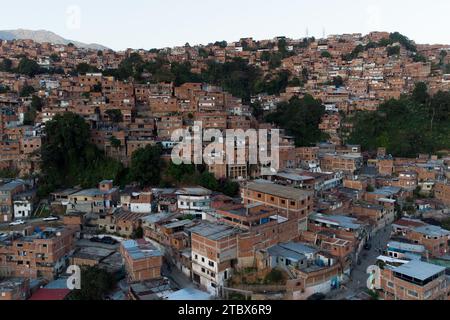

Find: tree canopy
[39,112,125,195]
[265,95,328,147]
[347,83,450,157]
[66,266,116,300]
[128,145,164,187]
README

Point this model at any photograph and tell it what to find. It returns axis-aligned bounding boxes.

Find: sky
[1,0,449,51]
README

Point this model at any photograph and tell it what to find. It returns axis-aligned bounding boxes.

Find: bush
[264,269,284,284]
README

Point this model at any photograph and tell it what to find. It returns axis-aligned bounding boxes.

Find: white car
[43,216,60,222]
[9,220,26,226]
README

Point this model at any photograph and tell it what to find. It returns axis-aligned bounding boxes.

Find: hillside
[0,29,108,50]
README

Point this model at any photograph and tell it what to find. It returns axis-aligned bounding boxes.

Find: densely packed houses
[0,32,449,300]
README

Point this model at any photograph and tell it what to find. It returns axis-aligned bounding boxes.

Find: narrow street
[328,225,392,300]
[161,261,196,290]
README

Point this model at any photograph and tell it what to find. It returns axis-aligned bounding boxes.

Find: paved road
[328,225,392,300]
[0,217,62,231]
[162,261,196,290]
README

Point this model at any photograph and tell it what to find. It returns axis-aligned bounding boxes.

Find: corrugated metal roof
[393,260,445,281]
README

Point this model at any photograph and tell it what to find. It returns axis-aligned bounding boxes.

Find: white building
[176,187,212,216]
[14,200,33,219]
[189,222,238,296]
[13,190,36,219]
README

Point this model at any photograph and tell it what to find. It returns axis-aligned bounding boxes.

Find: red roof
[29,289,71,301]
[393,218,427,228]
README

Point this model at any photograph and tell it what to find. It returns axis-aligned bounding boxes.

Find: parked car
[43,216,60,222]
[307,293,326,300]
[90,237,102,243]
[9,220,26,226]
[101,237,118,245]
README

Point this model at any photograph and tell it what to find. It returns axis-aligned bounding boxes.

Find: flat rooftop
[310,213,363,230]
[413,225,450,237]
[188,222,239,241]
[387,241,426,254]
[245,181,312,200]
[176,187,212,196]
[122,240,162,261]
[393,260,445,281]
[0,180,24,192]
[164,288,212,301]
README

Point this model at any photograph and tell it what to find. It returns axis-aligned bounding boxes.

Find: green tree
[266,95,328,147]
[17,58,40,77]
[387,46,401,56]
[31,95,43,111]
[76,63,100,74]
[199,172,219,191]
[348,89,450,157]
[221,180,240,197]
[198,48,209,59]
[166,163,196,183]
[171,62,202,86]
[412,82,429,104]
[201,58,262,103]
[260,51,271,62]
[264,269,284,284]
[23,96,43,125]
[214,41,228,48]
[0,168,19,179]
[389,32,417,52]
[0,85,10,94]
[92,83,102,93]
[109,136,121,149]
[50,53,61,62]
[321,51,332,58]
[66,266,116,300]
[20,85,35,97]
[105,109,123,123]
[129,145,163,187]
[250,101,264,120]
[39,112,125,194]
[268,53,283,69]
[131,227,144,239]
[333,76,344,88]
[0,58,12,72]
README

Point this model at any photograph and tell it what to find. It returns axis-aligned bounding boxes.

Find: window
[208,261,215,267]
[201,268,206,273]
[407,290,418,298]
[194,255,198,260]
[257,193,262,199]
[202,257,205,263]
[387,281,394,289]
[290,201,296,206]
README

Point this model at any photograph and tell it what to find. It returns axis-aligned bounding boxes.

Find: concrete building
[120,239,163,283]
[189,222,239,296]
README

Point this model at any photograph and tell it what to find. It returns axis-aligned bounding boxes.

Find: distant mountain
[0,29,108,50]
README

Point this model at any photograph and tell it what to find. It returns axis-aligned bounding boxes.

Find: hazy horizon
[1,0,450,51]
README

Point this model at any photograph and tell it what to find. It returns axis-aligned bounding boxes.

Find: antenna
[306,27,309,38]
[322,27,326,39]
